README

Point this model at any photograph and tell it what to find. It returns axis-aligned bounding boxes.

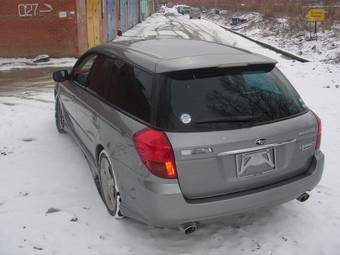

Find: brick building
[0,0,158,58]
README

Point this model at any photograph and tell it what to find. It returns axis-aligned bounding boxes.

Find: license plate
[236,148,276,178]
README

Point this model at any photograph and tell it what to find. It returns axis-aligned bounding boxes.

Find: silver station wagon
[53,39,324,234]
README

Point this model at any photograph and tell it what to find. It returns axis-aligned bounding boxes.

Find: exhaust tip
[179,222,198,235]
[297,192,310,202]
[184,225,197,235]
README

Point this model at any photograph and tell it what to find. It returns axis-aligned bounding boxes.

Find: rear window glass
[156,65,307,132]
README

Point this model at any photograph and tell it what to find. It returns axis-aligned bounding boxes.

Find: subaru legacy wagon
[53,39,324,234]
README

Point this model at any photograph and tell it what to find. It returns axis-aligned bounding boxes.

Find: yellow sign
[305,8,326,22]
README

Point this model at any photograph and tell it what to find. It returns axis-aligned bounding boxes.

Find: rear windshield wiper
[195,115,259,124]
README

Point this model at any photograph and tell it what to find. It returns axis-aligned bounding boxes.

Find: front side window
[72,55,97,86]
[157,65,307,131]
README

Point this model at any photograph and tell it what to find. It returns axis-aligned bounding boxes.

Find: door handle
[92,113,100,129]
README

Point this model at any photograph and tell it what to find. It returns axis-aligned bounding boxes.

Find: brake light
[311,111,322,150]
[133,128,177,179]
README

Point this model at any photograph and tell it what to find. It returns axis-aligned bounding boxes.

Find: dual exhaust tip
[178,192,310,234]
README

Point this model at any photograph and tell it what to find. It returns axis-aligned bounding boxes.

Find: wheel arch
[97,146,124,218]
[97,147,122,196]
[96,144,105,165]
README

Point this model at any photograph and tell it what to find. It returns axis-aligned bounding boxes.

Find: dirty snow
[1,8,340,255]
[204,10,340,63]
[0,57,77,71]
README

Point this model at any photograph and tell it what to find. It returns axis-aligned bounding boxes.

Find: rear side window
[108,62,153,122]
[157,65,307,131]
[85,55,154,123]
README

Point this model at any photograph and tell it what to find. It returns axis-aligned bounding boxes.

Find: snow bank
[204,10,340,63]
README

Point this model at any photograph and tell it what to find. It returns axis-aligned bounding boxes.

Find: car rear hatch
[167,113,317,199]
[156,65,318,199]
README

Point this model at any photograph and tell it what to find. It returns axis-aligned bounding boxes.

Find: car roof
[88,38,277,73]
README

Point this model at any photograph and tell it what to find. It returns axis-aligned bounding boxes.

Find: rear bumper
[125,150,324,228]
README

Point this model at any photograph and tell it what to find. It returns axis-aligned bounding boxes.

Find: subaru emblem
[256,138,266,145]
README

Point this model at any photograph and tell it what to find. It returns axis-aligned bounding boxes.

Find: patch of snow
[0,57,77,71]
[204,10,340,63]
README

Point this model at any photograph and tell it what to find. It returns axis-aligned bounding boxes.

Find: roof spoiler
[217,57,277,69]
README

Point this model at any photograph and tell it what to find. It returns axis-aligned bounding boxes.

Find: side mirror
[53,70,69,82]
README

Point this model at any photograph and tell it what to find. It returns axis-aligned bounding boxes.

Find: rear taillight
[133,128,177,179]
[311,111,322,150]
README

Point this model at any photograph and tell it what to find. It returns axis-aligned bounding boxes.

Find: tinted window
[84,56,153,122]
[157,65,307,131]
[87,55,114,98]
[72,55,97,86]
[107,62,153,122]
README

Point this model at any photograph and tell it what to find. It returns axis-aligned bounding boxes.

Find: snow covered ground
[204,10,340,63]
[1,9,340,255]
[0,57,77,71]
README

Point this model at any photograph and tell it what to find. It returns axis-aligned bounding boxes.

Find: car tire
[98,151,124,219]
[55,99,66,134]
